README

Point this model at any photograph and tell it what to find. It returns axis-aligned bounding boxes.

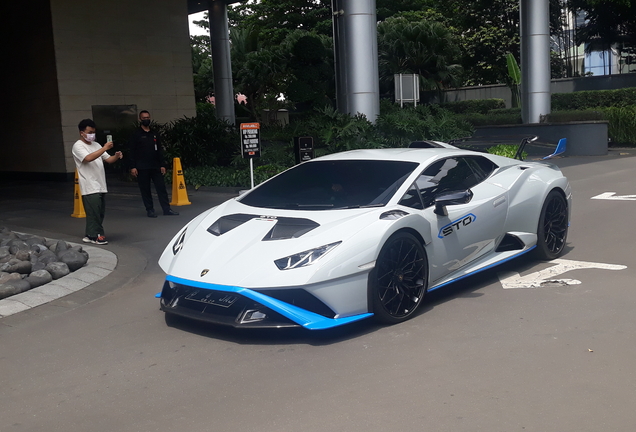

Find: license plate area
[184,290,239,308]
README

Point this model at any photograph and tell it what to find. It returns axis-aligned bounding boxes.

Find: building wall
[1,0,65,176]
[0,0,196,177]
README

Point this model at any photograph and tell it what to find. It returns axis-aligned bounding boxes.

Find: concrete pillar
[208,0,235,125]
[332,0,380,122]
[520,0,551,123]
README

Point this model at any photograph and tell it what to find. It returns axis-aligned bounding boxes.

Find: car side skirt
[429,246,535,292]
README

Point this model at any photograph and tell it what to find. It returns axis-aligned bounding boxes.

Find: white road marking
[498,259,627,289]
[591,192,636,201]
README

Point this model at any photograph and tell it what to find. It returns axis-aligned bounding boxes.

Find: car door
[399,156,508,284]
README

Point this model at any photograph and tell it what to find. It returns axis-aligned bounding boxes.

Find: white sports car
[158,142,571,329]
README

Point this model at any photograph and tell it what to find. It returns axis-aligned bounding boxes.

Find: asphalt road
[1,151,636,432]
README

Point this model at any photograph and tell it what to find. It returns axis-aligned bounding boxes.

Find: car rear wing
[443,135,566,161]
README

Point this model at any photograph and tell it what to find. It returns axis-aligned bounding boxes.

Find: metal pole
[413,74,417,107]
[341,0,380,122]
[208,0,236,125]
[250,158,254,189]
[520,0,551,123]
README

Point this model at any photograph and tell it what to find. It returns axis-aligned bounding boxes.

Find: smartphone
[106,134,113,143]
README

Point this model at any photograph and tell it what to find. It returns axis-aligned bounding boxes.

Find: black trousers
[82,193,106,237]
[137,168,170,212]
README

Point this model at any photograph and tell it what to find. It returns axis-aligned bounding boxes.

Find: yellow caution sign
[71,170,86,218]
[170,157,191,206]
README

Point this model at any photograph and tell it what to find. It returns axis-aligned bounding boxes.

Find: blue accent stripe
[428,246,536,292]
[164,275,373,330]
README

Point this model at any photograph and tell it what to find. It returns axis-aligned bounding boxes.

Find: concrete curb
[0,243,117,318]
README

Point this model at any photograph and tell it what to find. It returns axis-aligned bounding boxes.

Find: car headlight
[274,242,341,270]
[172,229,187,255]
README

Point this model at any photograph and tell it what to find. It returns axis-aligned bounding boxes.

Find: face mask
[84,133,96,142]
[141,119,151,126]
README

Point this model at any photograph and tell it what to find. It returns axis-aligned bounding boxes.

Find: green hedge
[440,99,506,114]
[604,106,636,146]
[552,87,636,110]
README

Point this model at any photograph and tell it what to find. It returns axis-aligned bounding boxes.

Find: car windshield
[239,160,419,210]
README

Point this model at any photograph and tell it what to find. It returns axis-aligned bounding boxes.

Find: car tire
[370,232,428,324]
[534,190,568,260]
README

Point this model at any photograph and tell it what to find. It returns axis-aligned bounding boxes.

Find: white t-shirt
[72,140,110,195]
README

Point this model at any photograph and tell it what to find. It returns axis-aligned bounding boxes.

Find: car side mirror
[434,190,473,216]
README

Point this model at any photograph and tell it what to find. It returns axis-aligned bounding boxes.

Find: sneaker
[94,235,108,245]
[164,209,179,216]
[82,236,92,243]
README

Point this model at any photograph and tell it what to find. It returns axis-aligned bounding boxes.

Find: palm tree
[377,17,463,101]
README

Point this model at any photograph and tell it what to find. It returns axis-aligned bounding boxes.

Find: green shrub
[552,87,636,110]
[457,111,522,127]
[161,110,240,169]
[603,106,636,146]
[441,99,506,114]
[487,144,526,159]
[488,107,521,116]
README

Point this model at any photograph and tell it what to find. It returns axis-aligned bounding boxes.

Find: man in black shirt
[128,110,179,218]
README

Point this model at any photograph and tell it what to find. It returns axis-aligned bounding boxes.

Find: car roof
[313,147,473,165]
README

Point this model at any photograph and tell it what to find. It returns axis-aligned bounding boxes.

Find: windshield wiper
[339,203,385,209]
[272,203,335,209]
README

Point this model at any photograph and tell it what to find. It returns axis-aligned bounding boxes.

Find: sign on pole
[294,136,314,164]
[240,123,261,188]
[240,123,261,158]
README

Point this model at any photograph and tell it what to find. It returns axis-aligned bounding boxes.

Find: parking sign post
[240,123,261,188]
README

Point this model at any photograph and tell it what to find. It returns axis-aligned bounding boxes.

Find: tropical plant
[377,17,463,99]
[506,52,522,108]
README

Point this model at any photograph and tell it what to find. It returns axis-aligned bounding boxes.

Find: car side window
[398,184,423,209]
[409,157,495,209]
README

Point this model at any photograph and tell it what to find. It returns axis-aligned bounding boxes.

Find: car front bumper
[159,275,373,330]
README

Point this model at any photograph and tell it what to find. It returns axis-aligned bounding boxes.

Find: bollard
[170,157,192,206]
[71,170,86,218]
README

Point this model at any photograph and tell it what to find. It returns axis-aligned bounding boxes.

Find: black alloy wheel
[535,190,568,260]
[371,232,428,324]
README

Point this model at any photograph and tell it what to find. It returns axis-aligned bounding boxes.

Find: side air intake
[495,233,526,252]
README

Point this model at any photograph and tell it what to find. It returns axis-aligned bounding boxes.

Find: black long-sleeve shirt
[128,127,166,170]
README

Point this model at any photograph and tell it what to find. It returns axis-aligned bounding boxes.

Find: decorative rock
[71,245,89,261]
[36,249,59,265]
[0,283,21,299]
[31,261,46,272]
[0,279,31,299]
[0,246,10,260]
[0,229,90,300]
[24,236,46,247]
[57,249,88,271]
[25,270,53,288]
[8,240,29,255]
[54,240,70,255]
[30,243,49,253]
[44,239,58,249]
[15,250,31,261]
[1,259,32,274]
[0,272,22,285]
[45,262,70,280]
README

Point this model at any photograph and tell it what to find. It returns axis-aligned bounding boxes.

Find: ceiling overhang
[188,0,243,15]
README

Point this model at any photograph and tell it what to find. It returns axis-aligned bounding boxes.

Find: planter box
[473,121,608,156]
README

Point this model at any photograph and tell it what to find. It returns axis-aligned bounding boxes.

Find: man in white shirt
[71,119,123,245]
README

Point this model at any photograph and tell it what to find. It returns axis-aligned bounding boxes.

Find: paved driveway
[1,151,636,432]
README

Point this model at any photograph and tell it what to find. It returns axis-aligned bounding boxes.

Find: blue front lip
[163,275,373,330]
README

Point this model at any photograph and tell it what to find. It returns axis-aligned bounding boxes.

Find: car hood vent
[208,213,257,236]
[208,214,319,240]
[262,217,320,240]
